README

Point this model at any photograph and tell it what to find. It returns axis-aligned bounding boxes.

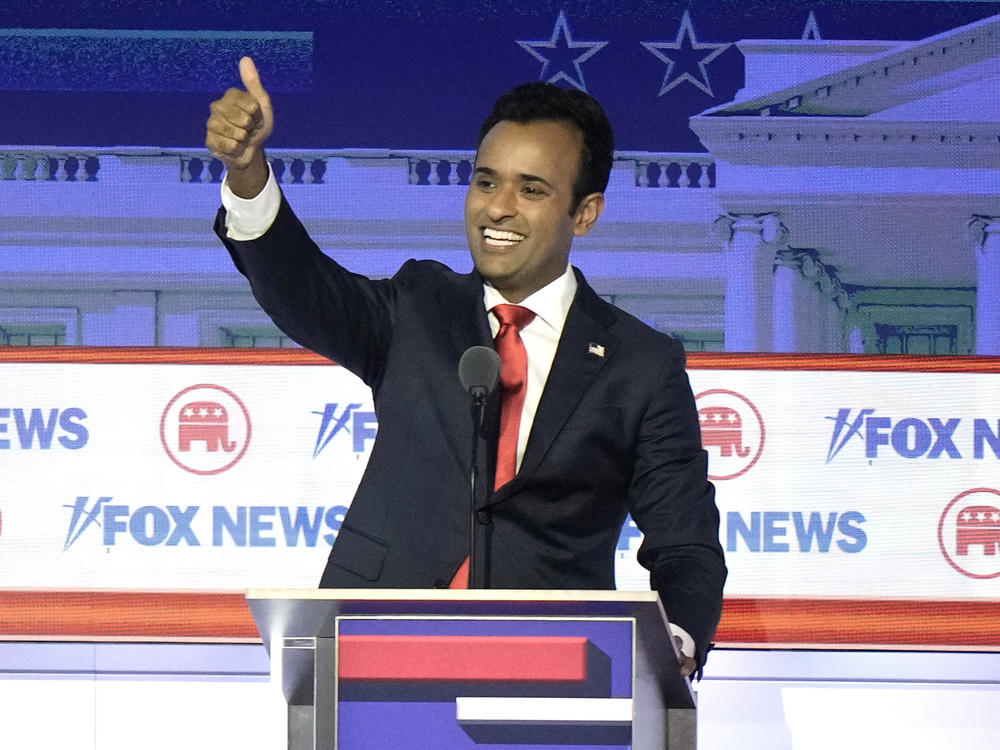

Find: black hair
[476,82,615,213]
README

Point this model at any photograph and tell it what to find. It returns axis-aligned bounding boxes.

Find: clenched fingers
[206,92,266,167]
[208,91,262,135]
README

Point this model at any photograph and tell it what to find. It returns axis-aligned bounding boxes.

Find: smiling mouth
[482,228,525,247]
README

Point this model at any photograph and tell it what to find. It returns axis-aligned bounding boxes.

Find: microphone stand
[467,385,488,588]
[459,344,500,590]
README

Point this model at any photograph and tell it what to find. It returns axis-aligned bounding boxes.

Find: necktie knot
[493,305,535,393]
[493,303,536,332]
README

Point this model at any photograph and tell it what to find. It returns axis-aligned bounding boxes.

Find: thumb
[239,56,270,104]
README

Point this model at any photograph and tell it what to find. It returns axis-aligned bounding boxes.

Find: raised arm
[207,58,398,386]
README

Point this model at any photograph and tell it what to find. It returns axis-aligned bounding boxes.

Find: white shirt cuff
[220,163,281,241]
[669,623,696,659]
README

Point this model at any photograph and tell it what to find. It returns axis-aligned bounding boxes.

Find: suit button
[475,510,491,525]
[433,579,448,589]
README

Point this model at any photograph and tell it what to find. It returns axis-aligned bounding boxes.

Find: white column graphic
[773,249,851,353]
[969,216,1000,355]
[716,213,786,351]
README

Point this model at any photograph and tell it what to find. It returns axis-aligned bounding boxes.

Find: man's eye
[477,179,495,189]
[523,185,545,196]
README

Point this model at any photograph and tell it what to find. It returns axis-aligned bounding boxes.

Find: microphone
[458,345,501,589]
[459,346,501,405]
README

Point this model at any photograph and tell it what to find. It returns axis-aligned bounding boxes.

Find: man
[207,57,725,676]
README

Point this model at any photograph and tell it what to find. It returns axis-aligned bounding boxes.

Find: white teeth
[483,228,525,247]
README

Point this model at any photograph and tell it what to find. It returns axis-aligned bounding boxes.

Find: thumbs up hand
[206,57,273,197]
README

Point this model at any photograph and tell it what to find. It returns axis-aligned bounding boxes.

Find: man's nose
[485,186,518,221]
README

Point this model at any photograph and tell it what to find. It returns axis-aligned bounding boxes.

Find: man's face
[465,119,604,303]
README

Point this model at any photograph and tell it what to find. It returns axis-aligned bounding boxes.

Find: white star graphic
[640,10,730,98]
[517,11,608,92]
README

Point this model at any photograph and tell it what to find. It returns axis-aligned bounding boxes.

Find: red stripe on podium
[337,635,590,682]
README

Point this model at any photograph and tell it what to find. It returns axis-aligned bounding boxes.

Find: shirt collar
[483,263,577,334]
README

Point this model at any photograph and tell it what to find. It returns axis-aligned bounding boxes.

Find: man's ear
[573,193,605,236]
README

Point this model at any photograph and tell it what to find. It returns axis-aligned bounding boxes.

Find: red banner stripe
[0,590,258,640]
[716,597,1000,647]
[2,347,1000,373]
[338,635,590,681]
[0,346,332,366]
[1,592,998,649]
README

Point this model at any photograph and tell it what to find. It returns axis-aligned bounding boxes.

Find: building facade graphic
[2,3,998,355]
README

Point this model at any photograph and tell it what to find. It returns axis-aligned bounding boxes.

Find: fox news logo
[617,510,867,556]
[825,409,1000,463]
[0,408,88,450]
[63,496,348,549]
[726,510,867,553]
[312,403,377,457]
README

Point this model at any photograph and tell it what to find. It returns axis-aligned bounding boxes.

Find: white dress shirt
[483,267,576,473]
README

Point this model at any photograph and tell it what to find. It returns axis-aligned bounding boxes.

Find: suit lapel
[441,271,498,498]
[445,270,493,353]
[488,272,618,505]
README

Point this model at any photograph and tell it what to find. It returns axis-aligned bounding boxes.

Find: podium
[247,589,696,750]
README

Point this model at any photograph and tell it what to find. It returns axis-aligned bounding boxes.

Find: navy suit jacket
[217,196,726,662]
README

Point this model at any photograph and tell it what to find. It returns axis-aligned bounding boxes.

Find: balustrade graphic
[2,148,717,189]
[632,155,716,188]
[1,152,101,181]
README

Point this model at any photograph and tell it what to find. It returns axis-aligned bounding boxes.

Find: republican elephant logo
[955,505,1000,556]
[693,389,765,481]
[937,488,1000,579]
[699,405,751,458]
[160,384,251,475]
[177,401,236,452]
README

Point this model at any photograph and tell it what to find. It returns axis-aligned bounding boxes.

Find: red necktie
[450,303,535,589]
[492,303,536,489]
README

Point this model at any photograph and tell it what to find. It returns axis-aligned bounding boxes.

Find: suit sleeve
[214,195,396,387]
[627,341,727,667]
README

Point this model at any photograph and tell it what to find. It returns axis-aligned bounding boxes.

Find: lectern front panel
[333,616,635,749]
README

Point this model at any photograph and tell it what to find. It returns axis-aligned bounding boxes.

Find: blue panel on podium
[334,617,634,749]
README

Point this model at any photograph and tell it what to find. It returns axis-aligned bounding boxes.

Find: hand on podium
[205,56,273,198]
[675,636,696,678]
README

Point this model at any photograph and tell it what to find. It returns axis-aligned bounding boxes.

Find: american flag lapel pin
[588,343,605,357]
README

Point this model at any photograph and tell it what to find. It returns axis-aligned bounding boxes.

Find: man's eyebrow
[472,166,554,189]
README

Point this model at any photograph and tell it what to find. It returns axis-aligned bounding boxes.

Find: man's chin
[471,256,514,284]
[476,265,521,297]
